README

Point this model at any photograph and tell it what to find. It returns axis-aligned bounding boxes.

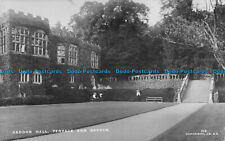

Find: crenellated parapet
[0,9,49,32]
[82,40,101,50]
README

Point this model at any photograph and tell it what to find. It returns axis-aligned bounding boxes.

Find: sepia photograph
[0,0,225,141]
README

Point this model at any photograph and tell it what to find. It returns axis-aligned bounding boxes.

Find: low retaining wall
[102,74,186,102]
[108,74,184,91]
[109,79,183,90]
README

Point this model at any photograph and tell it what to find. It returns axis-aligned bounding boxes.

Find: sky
[0,0,214,27]
[0,0,162,27]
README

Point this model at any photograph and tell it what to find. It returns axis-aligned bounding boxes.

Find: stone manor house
[0,10,101,98]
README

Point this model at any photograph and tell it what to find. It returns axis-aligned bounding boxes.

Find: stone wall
[0,10,101,98]
[109,79,183,90]
[49,35,101,88]
[107,78,183,102]
[106,74,185,102]
[8,54,50,96]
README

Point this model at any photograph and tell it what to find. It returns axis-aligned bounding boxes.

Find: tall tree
[160,0,225,69]
[51,22,74,37]
[69,1,104,41]
[69,0,163,72]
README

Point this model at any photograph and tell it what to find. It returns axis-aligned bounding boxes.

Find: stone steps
[182,80,210,103]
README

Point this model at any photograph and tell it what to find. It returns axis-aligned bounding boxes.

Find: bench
[146,97,163,102]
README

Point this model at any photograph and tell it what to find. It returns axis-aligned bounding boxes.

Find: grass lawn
[152,104,225,141]
[0,102,175,141]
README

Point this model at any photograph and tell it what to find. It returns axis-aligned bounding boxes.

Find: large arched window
[70,75,75,83]
[0,25,8,54]
[20,73,29,83]
[91,51,99,69]
[11,26,29,53]
[32,30,48,56]
[57,44,66,64]
[33,72,42,84]
[0,70,3,83]
[68,44,78,66]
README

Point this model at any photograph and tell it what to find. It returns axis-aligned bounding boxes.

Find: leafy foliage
[69,0,165,71]
[51,22,74,37]
[158,0,225,69]
[66,0,225,71]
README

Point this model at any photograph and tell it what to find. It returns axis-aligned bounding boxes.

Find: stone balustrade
[100,77,118,83]
[103,74,187,102]
[214,73,225,79]
[128,74,185,81]
[209,76,214,103]
[177,74,189,103]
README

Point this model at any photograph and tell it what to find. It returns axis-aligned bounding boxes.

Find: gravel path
[152,104,225,141]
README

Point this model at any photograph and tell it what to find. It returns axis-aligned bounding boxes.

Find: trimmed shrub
[0,96,53,106]
[98,88,175,102]
[218,90,225,102]
[101,89,137,101]
[0,87,175,106]
[215,79,225,102]
[0,97,23,106]
[46,87,92,104]
[141,88,175,102]
[23,95,53,105]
